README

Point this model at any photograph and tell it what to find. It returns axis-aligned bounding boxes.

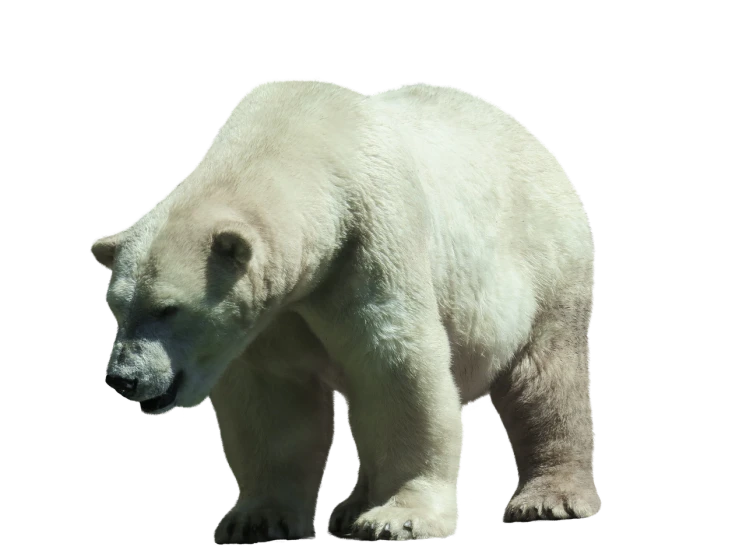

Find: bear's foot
[503,475,600,522]
[328,496,368,537]
[348,506,456,540]
[214,504,313,544]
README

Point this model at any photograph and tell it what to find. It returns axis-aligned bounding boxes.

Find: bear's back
[368,85,594,380]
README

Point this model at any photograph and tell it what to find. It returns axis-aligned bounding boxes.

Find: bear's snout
[105,374,138,398]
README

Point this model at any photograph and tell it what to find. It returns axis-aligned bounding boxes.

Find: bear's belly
[436,262,538,405]
[448,345,502,404]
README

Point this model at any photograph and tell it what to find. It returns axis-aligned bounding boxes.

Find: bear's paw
[503,477,601,522]
[348,506,456,540]
[214,505,313,544]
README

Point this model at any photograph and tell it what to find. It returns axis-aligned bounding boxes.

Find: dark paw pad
[241,518,270,542]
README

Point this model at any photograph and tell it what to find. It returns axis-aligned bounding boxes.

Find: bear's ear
[91,233,123,269]
[211,223,252,266]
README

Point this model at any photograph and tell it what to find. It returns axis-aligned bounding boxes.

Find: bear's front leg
[210,316,334,544]
[304,290,463,540]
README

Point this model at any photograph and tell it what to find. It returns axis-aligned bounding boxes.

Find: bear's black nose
[106,374,138,398]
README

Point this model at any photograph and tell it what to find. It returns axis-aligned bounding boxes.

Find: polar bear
[92,82,600,542]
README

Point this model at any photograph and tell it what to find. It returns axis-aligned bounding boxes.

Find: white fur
[92,80,599,542]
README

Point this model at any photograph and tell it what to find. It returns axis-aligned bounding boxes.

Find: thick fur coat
[93,82,600,542]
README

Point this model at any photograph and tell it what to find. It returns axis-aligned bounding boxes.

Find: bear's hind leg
[490,294,600,522]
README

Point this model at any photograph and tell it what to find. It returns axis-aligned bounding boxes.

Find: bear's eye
[154,305,179,319]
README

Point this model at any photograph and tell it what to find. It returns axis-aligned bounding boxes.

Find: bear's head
[92,204,275,414]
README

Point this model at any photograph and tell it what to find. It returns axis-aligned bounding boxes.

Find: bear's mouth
[140,372,183,414]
